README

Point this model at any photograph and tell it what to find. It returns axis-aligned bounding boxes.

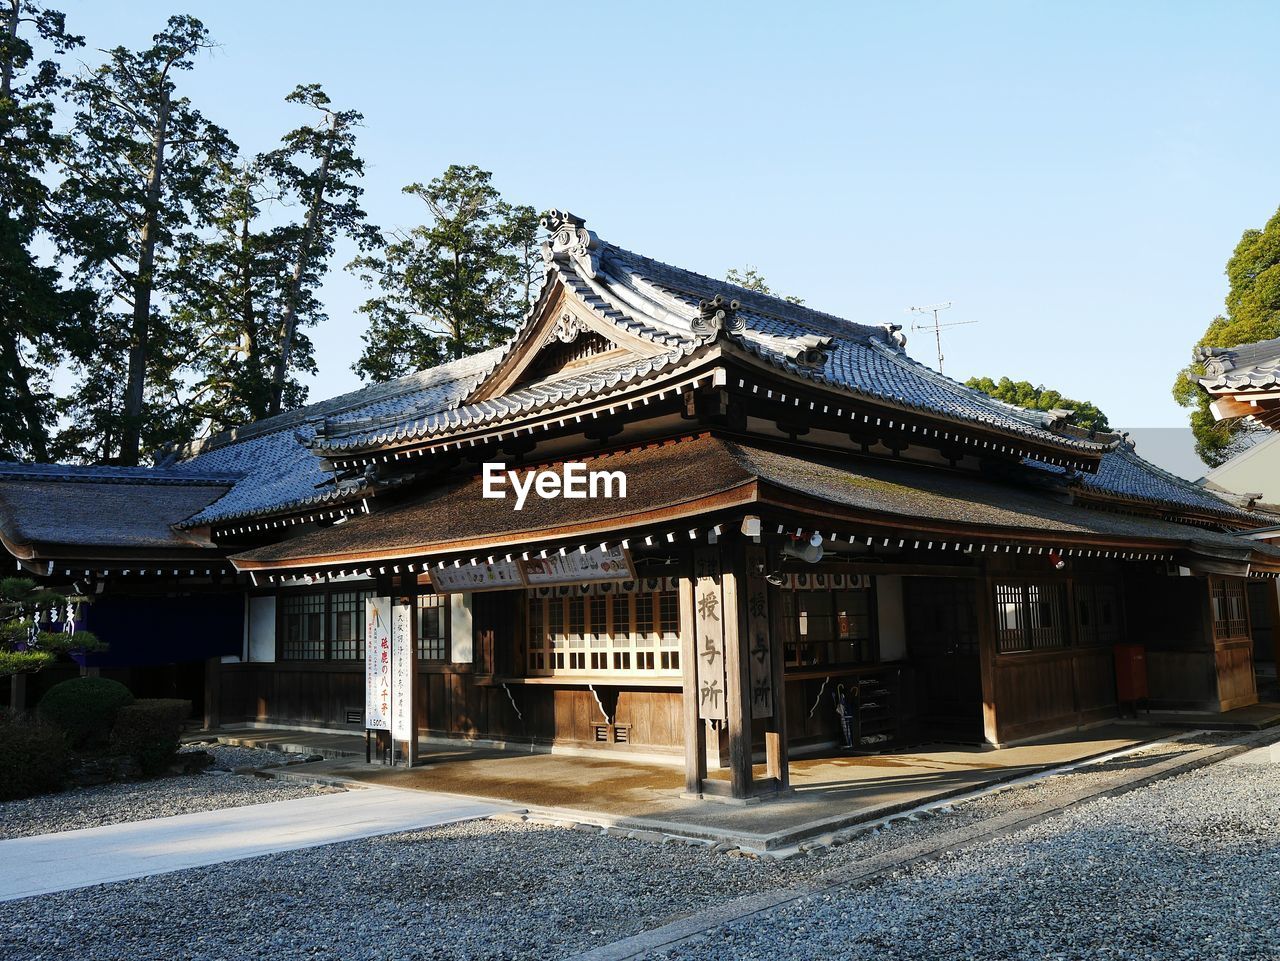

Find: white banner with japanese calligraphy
[364,596,392,731]
[391,601,414,741]
[693,547,726,721]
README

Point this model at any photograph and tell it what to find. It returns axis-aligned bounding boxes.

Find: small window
[417,593,449,661]
[1210,578,1249,641]
[995,581,1067,653]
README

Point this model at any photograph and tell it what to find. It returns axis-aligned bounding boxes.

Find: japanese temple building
[4,211,1280,800]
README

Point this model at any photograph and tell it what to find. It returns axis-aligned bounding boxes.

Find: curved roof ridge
[604,242,890,342]
[170,345,506,462]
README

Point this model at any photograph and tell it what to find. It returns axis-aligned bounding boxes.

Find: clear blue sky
[57,1,1280,452]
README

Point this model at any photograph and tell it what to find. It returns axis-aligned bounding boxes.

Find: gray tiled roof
[0,462,240,486]
[314,345,704,452]
[169,348,504,527]
[312,234,1116,458]
[1024,444,1261,523]
[0,475,231,555]
[1198,336,1280,391]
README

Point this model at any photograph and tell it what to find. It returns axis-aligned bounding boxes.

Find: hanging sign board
[364,596,392,731]
[521,545,633,586]
[390,601,414,742]
[431,560,524,593]
[745,545,774,719]
[693,547,727,721]
[428,547,635,593]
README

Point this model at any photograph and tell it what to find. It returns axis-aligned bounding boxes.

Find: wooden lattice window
[282,593,327,660]
[1210,577,1249,641]
[995,581,1068,653]
[526,585,680,677]
[330,589,373,660]
[417,593,449,661]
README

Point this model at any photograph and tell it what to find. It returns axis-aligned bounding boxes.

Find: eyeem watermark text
[482,462,627,511]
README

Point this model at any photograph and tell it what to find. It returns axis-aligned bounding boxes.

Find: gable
[468,277,669,402]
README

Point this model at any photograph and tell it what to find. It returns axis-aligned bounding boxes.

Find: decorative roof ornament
[540,209,601,279]
[544,311,588,346]
[693,294,746,336]
[1195,345,1233,379]
[881,324,908,350]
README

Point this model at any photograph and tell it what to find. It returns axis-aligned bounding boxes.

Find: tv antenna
[907,302,976,373]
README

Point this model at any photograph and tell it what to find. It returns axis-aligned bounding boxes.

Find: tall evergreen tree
[261,84,378,416]
[1173,205,1280,467]
[351,165,540,382]
[0,2,93,462]
[172,159,300,431]
[54,15,234,464]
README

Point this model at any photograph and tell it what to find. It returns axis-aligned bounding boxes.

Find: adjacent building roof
[0,465,232,561]
[1024,442,1262,524]
[1197,336,1280,391]
[231,434,1280,573]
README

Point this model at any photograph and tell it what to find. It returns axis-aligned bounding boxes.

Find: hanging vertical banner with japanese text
[744,545,774,719]
[364,596,392,731]
[693,547,726,720]
[390,602,414,742]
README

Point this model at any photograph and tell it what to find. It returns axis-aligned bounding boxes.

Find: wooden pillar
[202,656,221,731]
[679,572,706,796]
[976,571,1000,745]
[764,555,790,790]
[721,542,754,800]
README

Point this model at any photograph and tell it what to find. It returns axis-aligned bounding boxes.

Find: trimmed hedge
[110,699,191,776]
[0,713,69,800]
[37,677,135,749]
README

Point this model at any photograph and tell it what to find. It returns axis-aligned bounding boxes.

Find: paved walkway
[0,785,509,902]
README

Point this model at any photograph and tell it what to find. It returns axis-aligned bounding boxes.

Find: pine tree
[0,2,94,462]
[54,15,234,464]
[352,166,540,382]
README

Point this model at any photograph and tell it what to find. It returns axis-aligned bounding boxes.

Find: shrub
[110,699,191,776]
[36,676,134,749]
[0,713,69,800]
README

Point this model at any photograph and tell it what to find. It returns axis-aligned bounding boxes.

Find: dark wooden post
[202,655,221,731]
[679,571,707,796]
[721,541,754,800]
[976,571,1000,745]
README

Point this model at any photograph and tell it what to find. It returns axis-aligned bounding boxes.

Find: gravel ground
[653,739,1280,961]
[1,733,1271,961]
[0,745,340,840]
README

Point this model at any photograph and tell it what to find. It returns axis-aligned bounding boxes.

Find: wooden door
[905,577,983,741]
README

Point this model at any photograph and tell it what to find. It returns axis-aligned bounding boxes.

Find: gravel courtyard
[1,735,1277,960]
[654,746,1280,961]
[0,746,339,840]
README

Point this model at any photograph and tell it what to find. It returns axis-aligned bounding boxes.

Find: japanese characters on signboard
[744,544,774,719]
[390,602,413,741]
[693,547,726,721]
[428,546,635,593]
[364,596,392,731]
